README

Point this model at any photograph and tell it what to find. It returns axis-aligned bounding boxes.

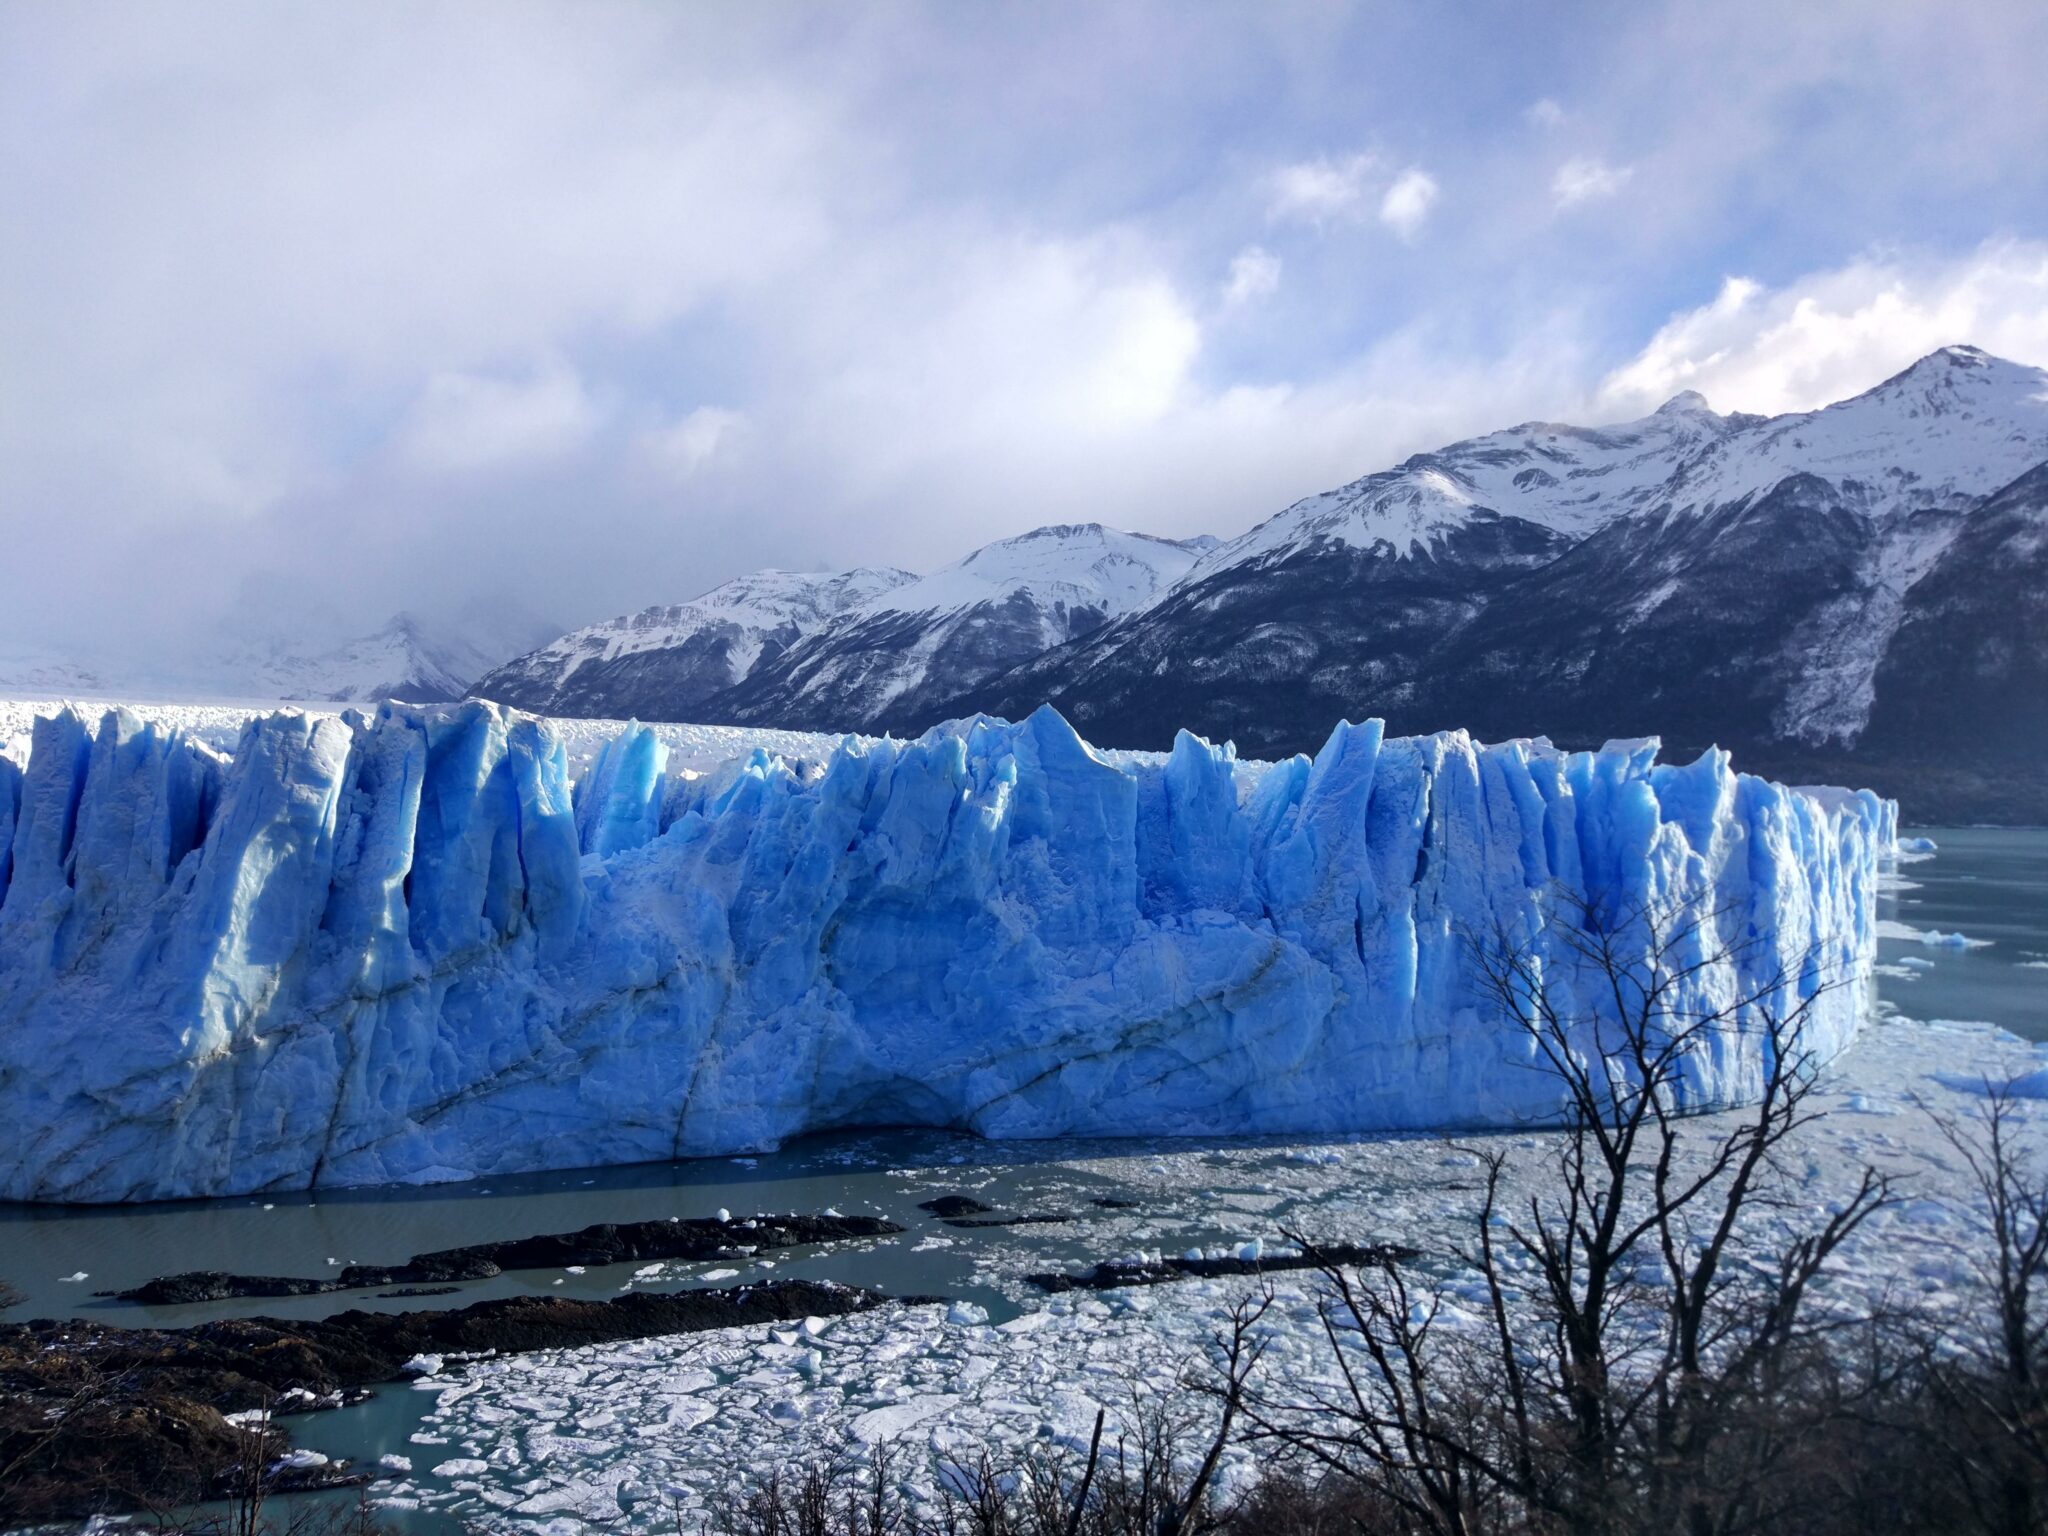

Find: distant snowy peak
[1202,393,1744,572]
[1671,345,2048,516]
[569,566,916,667]
[246,615,472,702]
[1191,346,2048,579]
[862,523,1208,622]
[0,609,558,707]
[471,567,915,714]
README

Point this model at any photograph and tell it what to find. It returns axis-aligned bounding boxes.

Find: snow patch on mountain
[1672,346,2048,519]
[479,569,915,706]
[863,524,1206,624]
[1199,394,1745,570]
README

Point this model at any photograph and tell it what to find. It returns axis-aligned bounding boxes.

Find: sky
[3,0,2047,665]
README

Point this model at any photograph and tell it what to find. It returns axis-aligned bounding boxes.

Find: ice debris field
[363,1010,2046,1531]
[0,697,1891,1203]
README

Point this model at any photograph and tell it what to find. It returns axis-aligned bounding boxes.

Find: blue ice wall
[0,702,1892,1202]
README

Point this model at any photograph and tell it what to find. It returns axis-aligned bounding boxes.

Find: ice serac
[0,701,1891,1203]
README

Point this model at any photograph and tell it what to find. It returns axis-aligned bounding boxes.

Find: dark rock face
[0,1280,908,1523]
[483,625,794,720]
[949,512,1573,762]
[1858,463,2048,808]
[1027,1241,1418,1293]
[949,468,2048,822]
[116,1212,905,1305]
[917,1195,995,1218]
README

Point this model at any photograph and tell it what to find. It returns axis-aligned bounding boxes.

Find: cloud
[1266,153,1380,224]
[1552,156,1632,208]
[398,365,597,473]
[1599,240,2048,415]
[1527,98,1565,128]
[1222,246,1281,307]
[640,406,746,479]
[1378,168,1439,240]
[2,1,2045,667]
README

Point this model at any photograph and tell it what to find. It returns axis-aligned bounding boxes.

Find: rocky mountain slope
[472,567,915,721]
[951,346,2048,820]
[479,524,1213,734]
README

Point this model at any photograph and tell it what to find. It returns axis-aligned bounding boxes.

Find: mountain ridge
[469,345,2048,820]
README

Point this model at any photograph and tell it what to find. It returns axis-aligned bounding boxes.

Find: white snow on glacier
[0,698,1892,1202]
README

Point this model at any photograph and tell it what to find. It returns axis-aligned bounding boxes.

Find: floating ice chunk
[947,1301,991,1327]
[271,1449,329,1470]
[401,1354,443,1377]
[1879,920,1990,949]
[431,1458,490,1478]
[377,1454,413,1474]
[852,1395,962,1444]
[1896,836,1938,854]
[715,1208,731,1223]
[57,1271,87,1282]
[1236,1238,1264,1262]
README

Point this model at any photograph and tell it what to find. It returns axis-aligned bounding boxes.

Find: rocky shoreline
[111,1211,904,1305]
[0,1278,918,1523]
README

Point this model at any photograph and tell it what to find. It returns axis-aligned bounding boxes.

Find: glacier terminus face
[0,701,1892,1203]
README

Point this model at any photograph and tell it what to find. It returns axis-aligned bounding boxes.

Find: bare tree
[1921,1080,2048,1536]
[1247,888,1890,1536]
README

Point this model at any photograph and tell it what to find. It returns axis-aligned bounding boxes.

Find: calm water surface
[1877,827,2048,1040]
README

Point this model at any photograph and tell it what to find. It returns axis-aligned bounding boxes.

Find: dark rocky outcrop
[1027,1241,1417,1292]
[0,1279,913,1523]
[115,1212,904,1304]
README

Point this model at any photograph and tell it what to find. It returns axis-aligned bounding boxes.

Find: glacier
[0,701,1892,1203]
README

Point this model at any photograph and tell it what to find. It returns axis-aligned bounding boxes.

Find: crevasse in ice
[0,701,1892,1202]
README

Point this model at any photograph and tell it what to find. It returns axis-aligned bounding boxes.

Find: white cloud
[398,365,597,473]
[1599,240,2048,415]
[1222,246,1281,306]
[1378,168,1439,240]
[1266,153,1379,223]
[1527,97,1566,128]
[1552,156,1632,208]
[641,406,746,479]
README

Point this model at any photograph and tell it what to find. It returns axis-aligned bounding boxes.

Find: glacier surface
[0,701,1892,1203]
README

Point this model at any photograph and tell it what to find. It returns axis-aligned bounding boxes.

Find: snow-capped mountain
[476,524,1213,734]
[951,346,2048,820]
[0,608,561,705]
[473,345,2048,819]
[1197,386,1752,571]
[472,567,915,721]
[209,612,556,703]
[710,524,1213,732]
